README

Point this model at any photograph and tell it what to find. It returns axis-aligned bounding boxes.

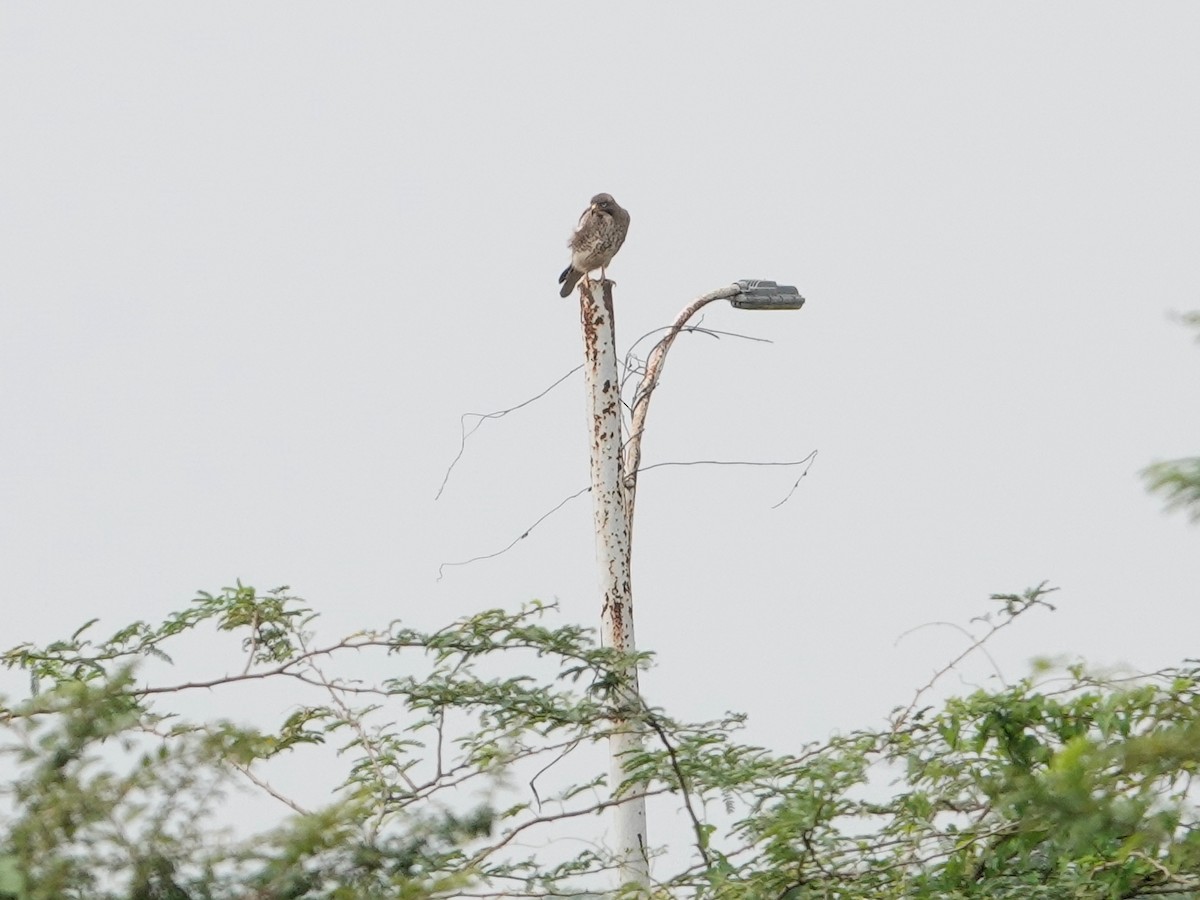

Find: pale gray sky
[2,3,1198,770]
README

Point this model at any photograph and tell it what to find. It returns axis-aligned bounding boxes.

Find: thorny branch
[890,582,1058,734]
[300,634,413,841]
[464,787,673,870]
[893,617,1008,690]
[228,758,313,817]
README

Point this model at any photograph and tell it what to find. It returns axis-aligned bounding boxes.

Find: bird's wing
[569,207,599,251]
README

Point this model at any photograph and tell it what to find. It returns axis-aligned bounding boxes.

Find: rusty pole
[578,278,649,891]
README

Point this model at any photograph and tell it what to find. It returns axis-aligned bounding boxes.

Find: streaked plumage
[558,193,630,298]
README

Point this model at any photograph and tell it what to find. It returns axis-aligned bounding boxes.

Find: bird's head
[590,193,618,213]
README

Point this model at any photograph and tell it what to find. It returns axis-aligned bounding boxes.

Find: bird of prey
[558,193,630,298]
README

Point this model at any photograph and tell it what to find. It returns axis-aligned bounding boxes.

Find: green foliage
[0,586,646,898]
[1143,312,1200,523]
[1,582,1199,898]
[1144,457,1200,522]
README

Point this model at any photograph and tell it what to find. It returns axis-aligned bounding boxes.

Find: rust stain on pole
[577,278,648,890]
[579,281,633,646]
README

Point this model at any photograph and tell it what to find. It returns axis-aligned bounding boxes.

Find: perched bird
[558,193,630,298]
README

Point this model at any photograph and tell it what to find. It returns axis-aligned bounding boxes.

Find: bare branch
[639,454,816,475]
[436,365,582,500]
[436,485,591,581]
[771,449,819,509]
[436,452,815,580]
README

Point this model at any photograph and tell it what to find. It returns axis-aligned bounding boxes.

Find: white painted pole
[578,279,649,891]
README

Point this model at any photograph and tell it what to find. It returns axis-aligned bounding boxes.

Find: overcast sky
[2,3,1198,785]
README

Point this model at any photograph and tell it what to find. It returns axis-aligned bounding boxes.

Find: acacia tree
[0,578,1198,900]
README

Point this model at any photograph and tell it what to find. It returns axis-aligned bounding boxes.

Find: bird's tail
[558,266,581,298]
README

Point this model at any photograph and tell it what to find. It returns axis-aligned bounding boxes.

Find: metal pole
[578,279,649,891]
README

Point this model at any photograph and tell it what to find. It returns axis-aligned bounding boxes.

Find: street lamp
[576,278,804,893]
[730,279,807,310]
